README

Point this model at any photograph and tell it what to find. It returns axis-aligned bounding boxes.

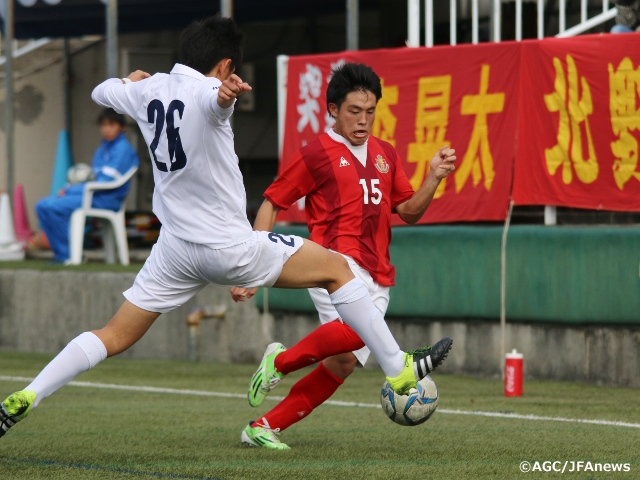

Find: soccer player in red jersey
[233,62,457,449]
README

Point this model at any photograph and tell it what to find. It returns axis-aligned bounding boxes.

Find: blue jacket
[66,132,140,205]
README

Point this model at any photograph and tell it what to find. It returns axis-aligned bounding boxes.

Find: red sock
[252,362,344,431]
[274,320,365,375]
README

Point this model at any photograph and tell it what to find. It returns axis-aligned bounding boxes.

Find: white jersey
[92,64,253,247]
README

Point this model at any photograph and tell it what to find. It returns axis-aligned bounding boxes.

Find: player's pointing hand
[218,74,253,109]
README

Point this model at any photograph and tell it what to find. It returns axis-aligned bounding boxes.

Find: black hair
[97,108,125,126]
[326,62,382,116]
[179,14,244,75]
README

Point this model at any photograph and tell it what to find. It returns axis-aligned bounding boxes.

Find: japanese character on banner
[544,55,598,185]
[608,57,640,190]
[407,75,452,198]
[455,64,504,193]
[372,78,399,147]
[324,59,345,132]
[297,63,323,134]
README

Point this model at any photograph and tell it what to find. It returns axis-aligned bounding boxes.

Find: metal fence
[407,0,617,47]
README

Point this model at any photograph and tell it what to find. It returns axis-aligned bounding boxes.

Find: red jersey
[264,133,415,286]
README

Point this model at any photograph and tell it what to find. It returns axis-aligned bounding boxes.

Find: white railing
[556,7,617,37]
[0,38,51,66]
[407,0,617,48]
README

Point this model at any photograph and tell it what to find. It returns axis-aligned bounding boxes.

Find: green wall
[256,225,640,324]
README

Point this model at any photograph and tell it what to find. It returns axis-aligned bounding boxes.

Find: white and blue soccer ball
[380,375,438,426]
[67,163,95,184]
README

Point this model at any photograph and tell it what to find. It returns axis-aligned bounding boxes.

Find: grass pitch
[0,351,638,480]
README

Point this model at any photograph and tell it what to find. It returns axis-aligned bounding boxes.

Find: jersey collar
[170,63,221,85]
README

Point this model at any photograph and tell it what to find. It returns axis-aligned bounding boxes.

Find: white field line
[2,375,639,429]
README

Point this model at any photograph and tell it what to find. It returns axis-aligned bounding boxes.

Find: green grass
[1,351,638,479]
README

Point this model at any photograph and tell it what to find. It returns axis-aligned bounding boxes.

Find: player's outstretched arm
[217,74,252,109]
[230,199,281,302]
[395,146,457,224]
[91,70,150,114]
[253,199,280,232]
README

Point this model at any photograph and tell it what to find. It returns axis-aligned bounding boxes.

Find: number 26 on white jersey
[147,99,188,172]
[359,179,382,205]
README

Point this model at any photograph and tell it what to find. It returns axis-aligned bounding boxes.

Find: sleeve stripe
[100,166,123,180]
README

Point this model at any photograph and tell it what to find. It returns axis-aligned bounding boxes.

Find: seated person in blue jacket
[35,108,140,263]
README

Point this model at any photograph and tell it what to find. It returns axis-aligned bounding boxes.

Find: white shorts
[124,229,304,314]
[308,253,390,367]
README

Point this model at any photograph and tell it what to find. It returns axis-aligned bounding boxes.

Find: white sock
[26,332,107,408]
[330,278,404,377]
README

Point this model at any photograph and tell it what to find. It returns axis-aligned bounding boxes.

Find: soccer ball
[380,375,438,426]
[67,163,95,184]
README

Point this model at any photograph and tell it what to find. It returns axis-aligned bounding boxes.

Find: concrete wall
[0,269,266,364]
[272,312,640,388]
[1,269,638,388]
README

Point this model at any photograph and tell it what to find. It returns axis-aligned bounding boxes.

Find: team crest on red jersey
[374,155,389,173]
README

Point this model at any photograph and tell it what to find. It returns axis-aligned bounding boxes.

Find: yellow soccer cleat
[0,390,36,438]
[386,338,453,395]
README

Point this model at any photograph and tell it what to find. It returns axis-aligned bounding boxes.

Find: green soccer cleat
[248,342,286,407]
[386,337,453,395]
[0,390,36,438]
[241,421,290,450]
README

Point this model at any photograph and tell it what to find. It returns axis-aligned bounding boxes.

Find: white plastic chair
[68,166,138,265]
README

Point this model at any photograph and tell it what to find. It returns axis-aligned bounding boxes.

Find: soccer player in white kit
[0,15,448,441]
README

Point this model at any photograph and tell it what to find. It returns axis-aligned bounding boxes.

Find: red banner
[278,35,640,223]
[279,43,520,224]
[513,35,640,210]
